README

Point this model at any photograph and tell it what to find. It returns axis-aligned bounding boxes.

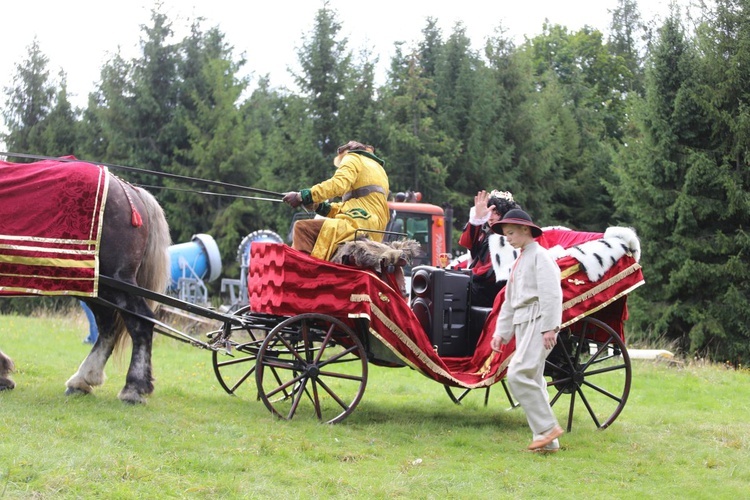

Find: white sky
[1,0,679,112]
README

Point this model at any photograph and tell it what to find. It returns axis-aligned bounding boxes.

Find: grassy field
[1,312,749,499]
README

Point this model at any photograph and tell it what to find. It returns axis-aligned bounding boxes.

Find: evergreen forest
[2,0,749,364]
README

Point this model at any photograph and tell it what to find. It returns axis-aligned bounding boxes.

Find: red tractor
[383,192,454,269]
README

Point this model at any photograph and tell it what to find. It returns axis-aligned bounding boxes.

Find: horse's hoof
[65,386,90,396]
[118,388,147,404]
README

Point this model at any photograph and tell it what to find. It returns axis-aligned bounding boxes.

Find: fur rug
[486,225,641,283]
[331,238,422,272]
[563,226,641,282]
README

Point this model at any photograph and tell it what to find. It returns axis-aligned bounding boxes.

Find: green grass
[1,313,749,499]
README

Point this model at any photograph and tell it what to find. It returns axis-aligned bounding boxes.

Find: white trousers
[507,318,559,436]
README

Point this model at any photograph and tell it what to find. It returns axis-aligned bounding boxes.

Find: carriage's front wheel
[255,313,368,424]
[211,306,276,396]
[545,316,632,432]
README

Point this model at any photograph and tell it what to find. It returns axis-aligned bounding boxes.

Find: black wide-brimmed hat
[491,208,543,238]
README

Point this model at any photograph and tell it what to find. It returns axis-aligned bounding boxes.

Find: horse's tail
[135,187,172,310]
[113,186,171,355]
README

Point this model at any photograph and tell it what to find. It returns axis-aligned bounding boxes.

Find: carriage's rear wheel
[545,316,631,432]
[211,306,274,396]
[255,313,368,424]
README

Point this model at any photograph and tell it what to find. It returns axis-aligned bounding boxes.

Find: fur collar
[488,233,519,282]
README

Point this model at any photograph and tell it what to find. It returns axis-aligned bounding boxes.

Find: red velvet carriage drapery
[248,240,645,390]
[0,158,108,297]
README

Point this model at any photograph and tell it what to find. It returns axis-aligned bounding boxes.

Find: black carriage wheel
[255,313,368,424]
[211,305,267,396]
[545,316,632,432]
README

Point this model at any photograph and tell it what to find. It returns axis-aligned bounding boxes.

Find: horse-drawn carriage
[0,157,644,432]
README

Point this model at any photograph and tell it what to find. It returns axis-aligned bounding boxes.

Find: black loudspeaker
[410,266,472,357]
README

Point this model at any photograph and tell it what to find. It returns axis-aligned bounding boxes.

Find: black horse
[0,159,171,403]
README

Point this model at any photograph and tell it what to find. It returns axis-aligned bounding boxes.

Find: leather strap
[342,184,387,202]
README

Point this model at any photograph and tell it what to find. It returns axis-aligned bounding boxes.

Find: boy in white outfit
[490,209,564,452]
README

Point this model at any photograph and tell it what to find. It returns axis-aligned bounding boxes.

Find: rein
[0,151,285,200]
[136,184,284,203]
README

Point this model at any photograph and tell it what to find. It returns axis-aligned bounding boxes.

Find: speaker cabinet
[410,266,472,357]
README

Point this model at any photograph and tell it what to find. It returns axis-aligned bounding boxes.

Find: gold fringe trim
[350,294,372,304]
[367,302,502,389]
[367,327,423,372]
[561,279,645,329]
[563,262,641,311]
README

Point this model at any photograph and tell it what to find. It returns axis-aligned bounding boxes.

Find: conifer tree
[434,23,482,194]
[524,24,622,229]
[79,51,135,163]
[37,75,79,156]
[165,22,249,256]
[608,0,647,96]
[294,3,350,170]
[380,45,457,201]
[128,8,181,177]
[613,4,750,362]
[1,38,56,154]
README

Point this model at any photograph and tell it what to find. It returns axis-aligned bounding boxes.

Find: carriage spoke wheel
[211,306,272,396]
[545,317,631,432]
[255,313,368,424]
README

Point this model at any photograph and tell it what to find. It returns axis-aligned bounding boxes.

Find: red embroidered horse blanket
[0,158,108,296]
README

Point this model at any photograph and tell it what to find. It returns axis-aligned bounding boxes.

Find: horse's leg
[116,294,157,404]
[65,304,118,395]
[90,177,169,404]
[0,349,15,391]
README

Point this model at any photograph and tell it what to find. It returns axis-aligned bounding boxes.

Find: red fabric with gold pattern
[248,241,644,389]
[0,158,108,296]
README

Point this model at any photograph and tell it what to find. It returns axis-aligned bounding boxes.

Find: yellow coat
[305,151,390,261]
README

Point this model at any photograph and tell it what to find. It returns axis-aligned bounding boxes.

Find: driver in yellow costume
[282,141,390,261]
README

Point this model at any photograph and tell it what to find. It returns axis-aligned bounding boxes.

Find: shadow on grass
[342,396,524,429]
